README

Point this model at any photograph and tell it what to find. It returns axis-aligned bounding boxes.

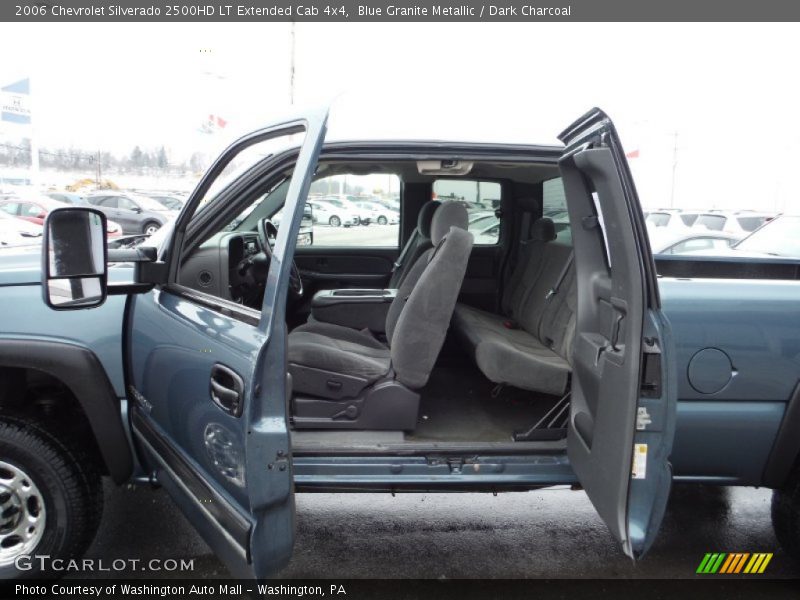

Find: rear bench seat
[452,217,576,396]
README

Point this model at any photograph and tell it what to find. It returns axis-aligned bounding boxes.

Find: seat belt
[545,252,574,302]
[392,228,419,272]
[538,252,575,349]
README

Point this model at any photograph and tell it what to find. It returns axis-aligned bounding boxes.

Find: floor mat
[408,367,559,442]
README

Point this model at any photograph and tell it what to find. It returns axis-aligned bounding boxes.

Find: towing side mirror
[42,207,108,310]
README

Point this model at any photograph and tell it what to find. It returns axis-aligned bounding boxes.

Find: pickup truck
[0,108,798,580]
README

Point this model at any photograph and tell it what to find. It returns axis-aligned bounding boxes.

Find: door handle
[210,363,244,417]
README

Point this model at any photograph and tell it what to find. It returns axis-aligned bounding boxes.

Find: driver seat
[287,203,472,430]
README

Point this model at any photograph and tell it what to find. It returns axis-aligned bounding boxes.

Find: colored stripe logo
[696,552,773,574]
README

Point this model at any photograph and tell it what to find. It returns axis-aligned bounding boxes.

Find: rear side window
[680,213,699,226]
[20,203,41,217]
[543,177,570,242]
[737,216,767,232]
[305,173,401,247]
[433,179,501,245]
[694,214,726,231]
[646,213,671,227]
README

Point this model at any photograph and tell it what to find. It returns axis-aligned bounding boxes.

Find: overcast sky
[1,22,799,212]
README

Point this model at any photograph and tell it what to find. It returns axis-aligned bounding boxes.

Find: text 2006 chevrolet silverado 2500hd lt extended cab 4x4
[0,108,798,579]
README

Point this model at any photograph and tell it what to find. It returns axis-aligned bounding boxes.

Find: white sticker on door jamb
[632,443,648,479]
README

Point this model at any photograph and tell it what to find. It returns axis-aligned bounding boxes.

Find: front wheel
[328,216,341,227]
[772,463,800,562]
[142,221,160,236]
[0,417,102,579]
[377,216,388,225]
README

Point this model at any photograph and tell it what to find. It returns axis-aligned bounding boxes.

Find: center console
[309,288,397,333]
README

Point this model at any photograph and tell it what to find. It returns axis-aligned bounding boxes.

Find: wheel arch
[763,381,800,488]
[0,338,133,483]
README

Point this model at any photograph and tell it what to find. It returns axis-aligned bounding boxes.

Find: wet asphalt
[75,481,799,580]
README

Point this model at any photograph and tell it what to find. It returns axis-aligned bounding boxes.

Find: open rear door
[559,108,677,558]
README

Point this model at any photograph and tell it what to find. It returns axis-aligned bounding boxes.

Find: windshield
[734,216,800,257]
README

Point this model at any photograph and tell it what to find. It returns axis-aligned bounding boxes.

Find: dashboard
[180,231,264,306]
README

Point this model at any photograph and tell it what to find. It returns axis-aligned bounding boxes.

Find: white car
[681,214,800,259]
[307,199,360,227]
[353,201,399,225]
[691,211,776,236]
[649,229,741,255]
[0,211,42,246]
[645,209,684,230]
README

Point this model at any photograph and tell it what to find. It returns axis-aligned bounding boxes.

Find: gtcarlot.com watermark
[14,554,195,573]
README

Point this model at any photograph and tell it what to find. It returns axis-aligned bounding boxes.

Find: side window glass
[1,203,19,215]
[21,203,41,217]
[99,197,117,208]
[432,179,501,245]
[304,173,401,247]
[118,197,136,211]
[543,177,570,243]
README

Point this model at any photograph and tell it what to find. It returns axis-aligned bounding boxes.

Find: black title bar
[4,0,800,22]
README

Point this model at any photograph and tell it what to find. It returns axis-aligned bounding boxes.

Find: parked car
[318,195,372,225]
[0,195,122,238]
[645,209,685,230]
[681,214,800,259]
[307,198,359,227]
[271,203,314,246]
[650,230,741,255]
[692,210,776,236]
[353,200,399,225]
[85,191,176,235]
[2,108,800,581]
[143,193,185,211]
[0,210,42,246]
[45,191,87,206]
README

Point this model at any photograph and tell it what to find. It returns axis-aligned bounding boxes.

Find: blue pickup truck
[0,108,798,579]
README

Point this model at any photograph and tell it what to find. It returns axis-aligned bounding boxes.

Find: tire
[772,463,800,561]
[377,216,388,225]
[0,416,103,579]
[328,216,341,227]
[142,221,160,235]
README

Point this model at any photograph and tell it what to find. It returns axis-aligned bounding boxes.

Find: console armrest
[310,289,397,333]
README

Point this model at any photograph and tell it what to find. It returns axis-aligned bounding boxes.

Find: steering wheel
[256,218,304,298]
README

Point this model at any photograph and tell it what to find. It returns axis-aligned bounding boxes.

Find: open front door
[559,108,676,558]
[127,109,327,578]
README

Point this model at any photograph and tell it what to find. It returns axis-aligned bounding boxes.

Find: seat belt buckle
[545,289,555,300]
[503,320,518,330]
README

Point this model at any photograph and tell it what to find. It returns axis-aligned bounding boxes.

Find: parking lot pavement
[76,481,799,579]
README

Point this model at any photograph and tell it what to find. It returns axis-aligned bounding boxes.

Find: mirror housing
[42,207,108,310]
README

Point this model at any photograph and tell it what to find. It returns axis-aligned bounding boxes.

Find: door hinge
[640,338,662,398]
[268,450,289,472]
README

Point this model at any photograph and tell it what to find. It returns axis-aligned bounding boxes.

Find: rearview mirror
[42,207,108,309]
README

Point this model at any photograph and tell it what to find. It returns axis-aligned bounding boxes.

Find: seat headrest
[417,200,441,239]
[530,217,557,242]
[430,202,469,245]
